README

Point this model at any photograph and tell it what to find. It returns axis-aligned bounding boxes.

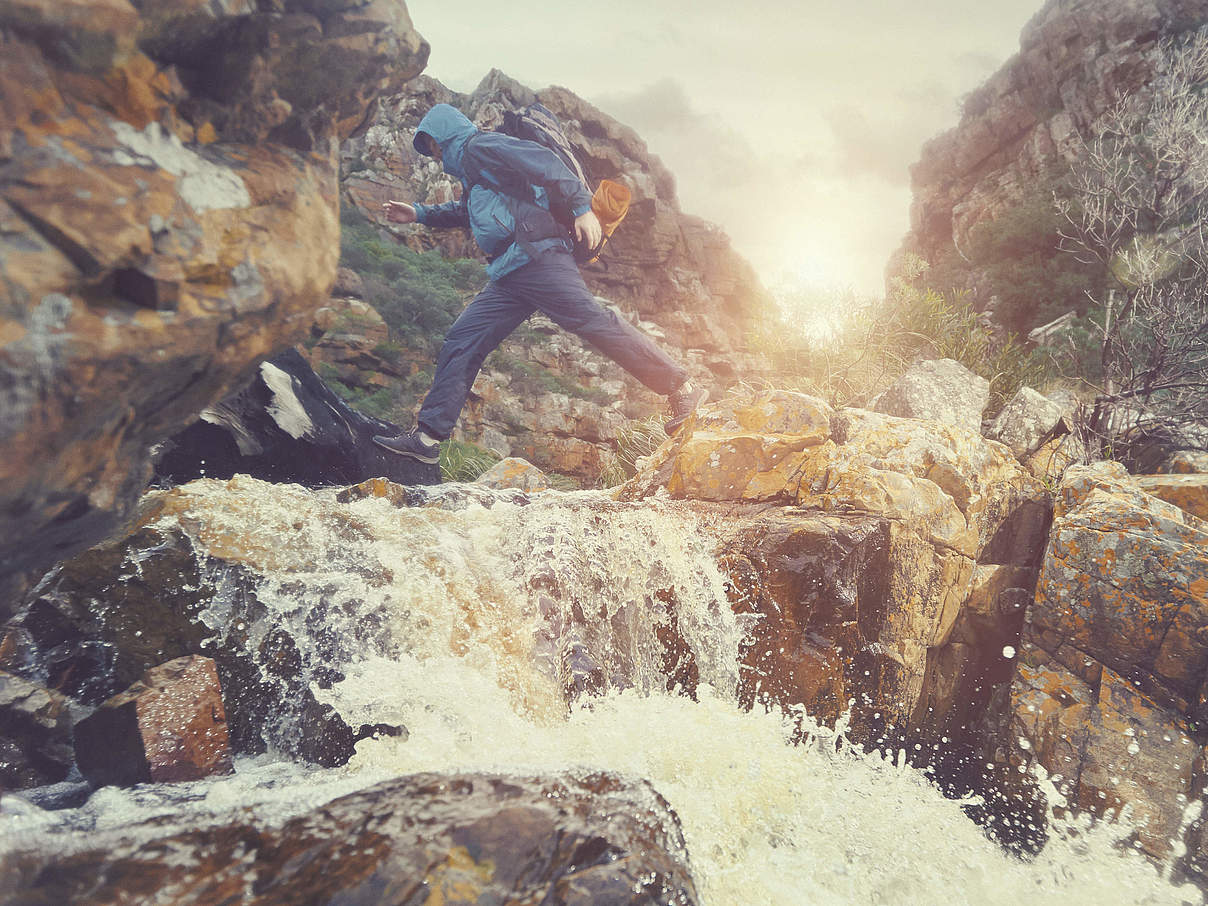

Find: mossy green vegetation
[338,205,487,347]
[923,181,1109,338]
[489,351,613,405]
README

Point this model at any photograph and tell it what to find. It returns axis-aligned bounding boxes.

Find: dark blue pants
[418,251,688,438]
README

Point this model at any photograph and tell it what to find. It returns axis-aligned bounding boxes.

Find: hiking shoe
[665,381,708,436]
[372,430,440,464]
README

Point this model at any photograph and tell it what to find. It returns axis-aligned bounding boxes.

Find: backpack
[498,103,591,193]
[474,102,629,264]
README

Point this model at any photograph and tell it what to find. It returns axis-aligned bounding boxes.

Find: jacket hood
[414,104,477,179]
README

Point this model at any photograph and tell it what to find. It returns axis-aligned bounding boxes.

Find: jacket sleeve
[463,132,594,219]
[414,197,469,229]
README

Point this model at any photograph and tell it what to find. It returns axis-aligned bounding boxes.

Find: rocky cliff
[0,0,429,613]
[895,0,1207,333]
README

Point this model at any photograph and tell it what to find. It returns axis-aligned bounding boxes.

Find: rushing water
[2,476,1203,905]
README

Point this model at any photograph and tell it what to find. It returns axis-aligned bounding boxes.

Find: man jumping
[371,103,706,464]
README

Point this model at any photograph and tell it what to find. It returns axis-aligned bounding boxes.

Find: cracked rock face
[896,0,1206,297]
[0,0,429,614]
[1011,462,1208,867]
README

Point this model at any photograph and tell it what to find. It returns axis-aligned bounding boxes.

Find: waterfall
[1,476,1198,905]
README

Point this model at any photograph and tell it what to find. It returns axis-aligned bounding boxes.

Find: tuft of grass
[439,439,501,483]
[599,415,668,487]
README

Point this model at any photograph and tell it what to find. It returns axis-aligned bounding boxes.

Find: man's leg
[511,252,688,394]
[415,281,534,439]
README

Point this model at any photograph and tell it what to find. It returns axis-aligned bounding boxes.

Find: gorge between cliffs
[2,0,1208,904]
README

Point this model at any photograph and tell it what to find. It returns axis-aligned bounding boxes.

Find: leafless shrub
[1055,29,1208,462]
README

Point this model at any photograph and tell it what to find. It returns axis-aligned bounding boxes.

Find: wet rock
[475,457,550,492]
[74,655,234,787]
[0,0,429,612]
[622,396,1051,742]
[154,348,439,488]
[988,387,1067,459]
[9,779,92,811]
[0,670,75,789]
[338,475,530,510]
[0,771,700,905]
[872,359,989,434]
[713,509,889,727]
[7,508,361,767]
[1135,473,1208,522]
[1012,656,1204,859]
[1034,464,1208,715]
[1010,461,1208,863]
[618,391,1054,846]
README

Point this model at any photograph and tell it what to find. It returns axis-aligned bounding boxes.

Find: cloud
[823,107,914,186]
[592,78,760,189]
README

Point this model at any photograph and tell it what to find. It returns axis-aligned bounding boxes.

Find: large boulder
[154,348,439,487]
[620,390,1050,747]
[872,359,989,434]
[988,386,1067,459]
[0,771,700,905]
[1160,451,1208,474]
[1135,474,1208,522]
[7,487,378,767]
[0,0,429,614]
[1010,461,1208,865]
[475,457,549,492]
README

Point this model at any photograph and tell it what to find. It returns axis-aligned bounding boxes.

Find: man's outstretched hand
[574,210,602,251]
[383,200,417,224]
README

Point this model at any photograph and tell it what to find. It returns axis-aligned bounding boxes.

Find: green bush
[338,207,486,348]
[490,351,613,405]
[922,180,1109,339]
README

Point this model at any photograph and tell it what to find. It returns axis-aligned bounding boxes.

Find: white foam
[1,479,1198,905]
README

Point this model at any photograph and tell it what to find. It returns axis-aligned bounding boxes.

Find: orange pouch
[586,179,631,263]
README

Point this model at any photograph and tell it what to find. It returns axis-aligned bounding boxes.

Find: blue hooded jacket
[410,104,594,280]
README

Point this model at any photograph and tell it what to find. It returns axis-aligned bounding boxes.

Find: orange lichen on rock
[1013,462,1208,862]
[1136,474,1208,522]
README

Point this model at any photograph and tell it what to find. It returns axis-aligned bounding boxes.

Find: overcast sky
[406,0,1044,296]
